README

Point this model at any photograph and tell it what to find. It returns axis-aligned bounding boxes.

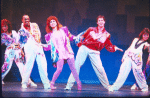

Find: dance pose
[65,15,123,90]
[109,28,150,92]
[41,16,81,90]
[18,15,50,89]
[130,45,150,90]
[1,19,36,87]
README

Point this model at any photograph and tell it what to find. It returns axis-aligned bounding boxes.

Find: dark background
[1,0,150,85]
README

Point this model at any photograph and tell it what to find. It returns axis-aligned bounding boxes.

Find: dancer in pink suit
[41,16,81,90]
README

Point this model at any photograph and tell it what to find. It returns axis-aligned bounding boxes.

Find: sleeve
[1,33,14,47]
[82,27,92,38]
[63,26,75,41]
[104,35,116,52]
[43,33,51,51]
[75,30,86,44]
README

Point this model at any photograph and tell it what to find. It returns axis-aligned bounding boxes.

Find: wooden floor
[2,82,150,97]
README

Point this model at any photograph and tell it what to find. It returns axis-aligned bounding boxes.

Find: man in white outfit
[19,15,50,89]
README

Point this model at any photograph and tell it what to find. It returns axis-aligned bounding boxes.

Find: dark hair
[96,15,106,22]
[46,16,62,33]
[1,19,12,34]
[139,28,150,43]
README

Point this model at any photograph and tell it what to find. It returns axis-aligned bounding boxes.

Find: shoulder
[12,30,17,34]
[133,38,139,42]
[31,22,39,27]
[60,26,68,31]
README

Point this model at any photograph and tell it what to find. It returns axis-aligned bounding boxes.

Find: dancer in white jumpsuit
[19,15,50,89]
[109,28,150,92]
[130,45,150,90]
[1,19,36,87]
[65,15,123,90]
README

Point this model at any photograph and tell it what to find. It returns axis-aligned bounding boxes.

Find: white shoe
[108,87,114,92]
[64,86,71,90]
[30,82,37,87]
[131,84,138,90]
[2,81,4,84]
[22,84,27,89]
[141,88,148,92]
[44,84,51,89]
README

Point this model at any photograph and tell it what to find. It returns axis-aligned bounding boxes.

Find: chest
[88,31,107,43]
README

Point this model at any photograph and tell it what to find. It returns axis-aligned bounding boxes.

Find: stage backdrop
[1,0,150,85]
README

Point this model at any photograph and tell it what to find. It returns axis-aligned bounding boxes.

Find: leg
[1,49,15,81]
[14,50,37,87]
[67,57,81,90]
[50,59,64,89]
[36,51,51,89]
[89,52,109,89]
[132,63,148,91]
[109,57,132,91]
[65,45,88,90]
[21,50,36,88]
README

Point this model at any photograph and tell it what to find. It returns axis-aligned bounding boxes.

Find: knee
[56,68,63,73]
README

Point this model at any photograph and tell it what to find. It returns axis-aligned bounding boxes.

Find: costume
[19,22,50,88]
[65,27,116,90]
[1,30,25,80]
[44,26,81,88]
[131,45,150,89]
[109,38,148,91]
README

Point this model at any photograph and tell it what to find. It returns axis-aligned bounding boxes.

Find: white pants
[22,43,50,86]
[2,49,29,82]
[110,57,148,90]
[66,45,110,89]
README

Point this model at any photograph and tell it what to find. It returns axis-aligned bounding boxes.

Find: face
[22,15,30,27]
[97,18,105,27]
[142,33,149,41]
[2,25,8,32]
[50,19,57,28]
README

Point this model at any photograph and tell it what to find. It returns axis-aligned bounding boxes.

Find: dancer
[18,15,50,89]
[109,28,150,92]
[65,15,123,90]
[1,19,36,87]
[130,45,150,90]
[41,16,81,90]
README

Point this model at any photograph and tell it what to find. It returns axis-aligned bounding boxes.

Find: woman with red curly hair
[109,28,150,92]
[41,16,81,90]
[1,19,36,86]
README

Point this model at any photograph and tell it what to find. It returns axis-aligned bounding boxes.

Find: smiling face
[97,17,105,28]
[2,25,8,32]
[22,15,30,27]
[142,33,149,41]
[50,19,57,28]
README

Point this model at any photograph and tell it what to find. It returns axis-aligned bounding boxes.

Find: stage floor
[2,82,150,97]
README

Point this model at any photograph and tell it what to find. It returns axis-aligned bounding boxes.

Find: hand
[115,46,123,52]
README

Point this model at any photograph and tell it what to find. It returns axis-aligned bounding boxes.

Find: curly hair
[45,16,62,33]
[1,19,12,34]
[139,28,150,43]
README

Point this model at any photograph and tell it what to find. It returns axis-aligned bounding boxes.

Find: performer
[130,45,150,90]
[109,28,150,92]
[41,16,81,90]
[18,15,50,89]
[64,15,123,90]
[1,19,36,87]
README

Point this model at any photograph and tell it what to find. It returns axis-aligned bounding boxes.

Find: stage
[2,82,150,97]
